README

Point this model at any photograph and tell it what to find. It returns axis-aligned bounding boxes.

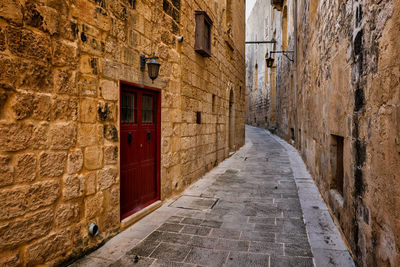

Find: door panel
[120,84,160,220]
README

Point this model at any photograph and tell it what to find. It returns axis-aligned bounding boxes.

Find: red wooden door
[120,83,160,220]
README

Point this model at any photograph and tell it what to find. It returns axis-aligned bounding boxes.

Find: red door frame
[119,81,161,220]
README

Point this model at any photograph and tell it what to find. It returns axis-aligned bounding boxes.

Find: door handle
[147,131,151,142]
[128,132,132,145]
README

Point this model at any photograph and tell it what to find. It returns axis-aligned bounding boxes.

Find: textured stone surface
[0,0,23,25]
[63,175,84,200]
[6,27,51,62]
[84,172,97,196]
[84,146,103,170]
[26,181,60,211]
[49,123,77,150]
[15,154,36,183]
[0,250,21,267]
[0,155,13,187]
[39,152,67,177]
[0,123,32,151]
[98,167,117,190]
[100,79,118,100]
[55,203,81,228]
[0,208,53,249]
[104,146,118,164]
[67,149,83,174]
[26,229,72,265]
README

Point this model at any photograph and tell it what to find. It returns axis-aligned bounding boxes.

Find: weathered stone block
[84,146,103,170]
[25,229,72,266]
[78,74,97,96]
[0,208,53,249]
[52,97,78,121]
[26,181,60,211]
[0,55,18,88]
[32,94,51,121]
[24,2,59,35]
[0,123,33,151]
[63,174,84,200]
[85,172,97,195]
[0,0,23,25]
[0,186,26,220]
[97,167,117,190]
[101,208,119,230]
[111,18,127,42]
[0,250,20,267]
[97,101,116,121]
[54,69,77,95]
[39,152,67,177]
[104,124,118,141]
[102,59,120,79]
[100,79,118,100]
[67,149,83,174]
[0,87,10,116]
[6,27,51,62]
[53,41,78,67]
[55,203,81,228]
[109,1,127,20]
[104,146,118,164]
[81,56,99,76]
[30,122,49,149]
[15,154,36,183]
[79,98,97,123]
[0,155,13,187]
[85,192,103,218]
[12,93,51,120]
[0,28,5,51]
[111,186,119,206]
[12,92,34,120]
[17,60,53,92]
[78,123,102,146]
[49,123,77,150]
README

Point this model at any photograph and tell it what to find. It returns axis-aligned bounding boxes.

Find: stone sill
[120,200,162,230]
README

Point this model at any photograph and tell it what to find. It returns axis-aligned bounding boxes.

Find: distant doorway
[228,89,235,152]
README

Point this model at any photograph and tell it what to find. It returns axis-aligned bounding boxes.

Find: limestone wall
[275,0,400,265]
[0,0,245,265]
[294,1,400,265]
[245,0,294,131]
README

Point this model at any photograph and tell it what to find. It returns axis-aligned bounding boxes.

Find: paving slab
[70,125,354,267]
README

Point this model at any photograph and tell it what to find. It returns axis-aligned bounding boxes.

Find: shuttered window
[194,11,212,57]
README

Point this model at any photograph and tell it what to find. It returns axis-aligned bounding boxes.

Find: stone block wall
[0,0,245,265]
[269,0,400,265]
[246,0,294,132]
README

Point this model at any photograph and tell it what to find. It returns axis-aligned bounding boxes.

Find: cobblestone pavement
[71,126,355,267]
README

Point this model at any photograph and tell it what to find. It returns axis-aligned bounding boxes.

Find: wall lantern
[266,56,275,68]
[266,50,294,68]
[140,54,161,83]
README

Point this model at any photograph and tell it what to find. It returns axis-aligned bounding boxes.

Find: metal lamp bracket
[140,54,159,71]
[270,51,294,62]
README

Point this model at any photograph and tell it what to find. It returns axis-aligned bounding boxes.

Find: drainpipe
[293,0,298,147]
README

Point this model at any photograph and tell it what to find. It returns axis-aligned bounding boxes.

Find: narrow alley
[71,126,354,267]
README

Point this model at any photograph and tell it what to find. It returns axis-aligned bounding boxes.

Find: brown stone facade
[0,0,245,265]
[247,0,400,266]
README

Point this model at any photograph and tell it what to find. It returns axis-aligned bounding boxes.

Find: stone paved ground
[71,126,355,267]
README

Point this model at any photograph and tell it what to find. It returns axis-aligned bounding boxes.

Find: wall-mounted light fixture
[266,50,294,68]
[140,54,161,83]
